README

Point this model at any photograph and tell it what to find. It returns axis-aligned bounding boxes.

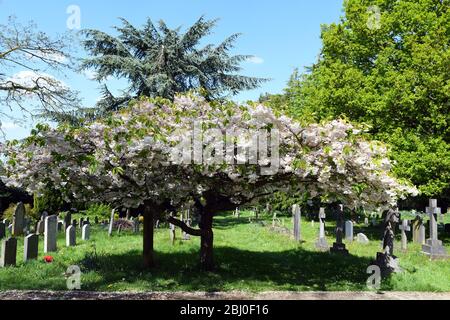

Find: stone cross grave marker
[315,207,329,251]
[0,222,5,240]
[422,199,448,259]
[82,224,90,241]
[108,209,115,237]
[331,204,348,254]
[44,215,58,253]
[345,220,354,242]
[399,219,410,251]
[24,234,39,262]
[66,225,76,246]
[12,202,25,236]
[0,237,17,267]
[292,204,302,242]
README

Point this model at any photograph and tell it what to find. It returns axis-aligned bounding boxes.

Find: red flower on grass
[44,256,53,263]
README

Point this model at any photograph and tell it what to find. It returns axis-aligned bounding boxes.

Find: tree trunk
[199,212,214,271]
[143,201,154,268]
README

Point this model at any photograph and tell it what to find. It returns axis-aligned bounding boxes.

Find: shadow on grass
[80,246,374,291]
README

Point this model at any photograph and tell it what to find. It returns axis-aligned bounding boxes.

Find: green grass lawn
[0,211,449,292]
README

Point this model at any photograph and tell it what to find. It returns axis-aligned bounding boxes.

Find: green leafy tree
[279,0,450,198]
[80,16,267,116]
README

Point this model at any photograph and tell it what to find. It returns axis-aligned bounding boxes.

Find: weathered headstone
[330,204,349,254]
[0,237,17,267]
[64,212,72,230]
[108,209,115,237]
[315,207,328,251]
[66,225,76,246]
[364,217,369,227]
[57,221,63,232]
[23,234,39,262]
[133,220,140,234]
[399,219,410,251]
[412,217,422,243]
[169,222,176,245]
[292,204,301,242]
[419,224,426,244]
[0,222,5,240]
[356,233,369,244]
[12,202,25,236]
[36,220,45,235]
[44,215,58,253]
[422,199,448,259]
[345,220,354,242]
[82,224,90,241]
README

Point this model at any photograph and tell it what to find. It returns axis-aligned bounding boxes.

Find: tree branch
[167,216,204,236]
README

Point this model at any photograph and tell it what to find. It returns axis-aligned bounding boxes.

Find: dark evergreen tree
[80,16,267,116]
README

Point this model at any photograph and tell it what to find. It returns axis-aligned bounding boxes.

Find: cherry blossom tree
[1,94,417,270]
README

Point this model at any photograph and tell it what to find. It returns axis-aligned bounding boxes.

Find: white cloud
[83,69,98,80]
[246,56,264,64]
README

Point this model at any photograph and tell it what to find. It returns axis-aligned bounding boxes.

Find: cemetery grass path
[0,211,449,293]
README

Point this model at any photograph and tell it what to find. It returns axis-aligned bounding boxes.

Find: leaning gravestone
[292,204,302,242]
[421,199,448,259]
[44,215,58,253]
[315,207,329,251]
[82,224,90,241]
[345,220,354,242]
[399,219,410,251]
[356,233,369,244]
[108,209,115,237]
[0,237,17,267]
[330,204,349,254]
[24,234,39,262]
[12,202,25,236]
[66,225,76,246]
[0,222,5,240]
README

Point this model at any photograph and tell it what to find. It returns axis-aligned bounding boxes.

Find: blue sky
[0,0,344,140]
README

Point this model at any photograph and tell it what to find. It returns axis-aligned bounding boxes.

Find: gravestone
[36,220,44,235]
[44,215,58,253]
[57,221,63,232]
[79,218,84,229]
[133,220,140,234]
[12,202,25,236]
[399,219,410,251]
[356,233,369,244]
[64,212,72,230]
[169,222,176,245]
[419,224,426,244]
[0,222,5,240]
[108,209,115,237]
[82,224,90,241]
[272,211,277,227]
[412,217,422,243]
[66,225,76,246]
[421,199,448,259]
[330,204,349,254]
[345,220,354,242]
[364,217,369,227]
[315,207,329,251]
[0,238,17,267]
[23,234,39,262]
[292,204,301,242]
[182,210,191,240]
